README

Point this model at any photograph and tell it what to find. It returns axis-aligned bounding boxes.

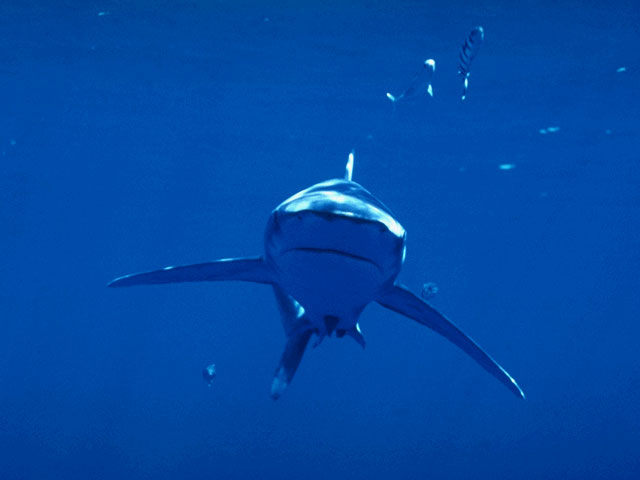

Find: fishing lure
[458,26,484,100]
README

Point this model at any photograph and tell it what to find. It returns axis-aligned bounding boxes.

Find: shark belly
[274,248,387,329]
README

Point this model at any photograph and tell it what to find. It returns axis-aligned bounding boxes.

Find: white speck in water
[616,67,626,73]
[498,164,515,170]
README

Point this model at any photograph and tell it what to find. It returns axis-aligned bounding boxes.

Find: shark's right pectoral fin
[108,256,274,287]
[377,284,525,399]
[271,326,313,400]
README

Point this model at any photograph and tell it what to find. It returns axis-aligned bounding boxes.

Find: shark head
[264,178,406,328]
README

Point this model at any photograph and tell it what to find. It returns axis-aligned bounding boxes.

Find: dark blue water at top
[1,1,639,479]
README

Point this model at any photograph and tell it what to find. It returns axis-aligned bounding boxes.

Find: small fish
[458,26,485,100]
[202,363,216,386]
[386,59,436,103]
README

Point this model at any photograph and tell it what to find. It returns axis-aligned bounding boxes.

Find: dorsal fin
[344,150,354,181]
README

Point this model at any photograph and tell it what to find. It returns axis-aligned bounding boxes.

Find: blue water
[1,1,639,478]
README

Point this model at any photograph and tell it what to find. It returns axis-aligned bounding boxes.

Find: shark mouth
[285,247,382,272]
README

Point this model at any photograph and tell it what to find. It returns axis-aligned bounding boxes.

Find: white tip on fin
[425,59,435,97]
[345,150,354,181]
[270,367,288,400]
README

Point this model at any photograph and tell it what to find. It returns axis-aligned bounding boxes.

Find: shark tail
[271,327,313,399]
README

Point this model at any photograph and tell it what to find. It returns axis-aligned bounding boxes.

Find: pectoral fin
[108,257,274,287]
[377,284,524,399]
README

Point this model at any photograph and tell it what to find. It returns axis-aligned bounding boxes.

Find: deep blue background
[1,1,639,478]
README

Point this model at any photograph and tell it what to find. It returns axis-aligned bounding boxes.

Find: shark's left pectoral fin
[377,284,525,399]
[108,257,274,287]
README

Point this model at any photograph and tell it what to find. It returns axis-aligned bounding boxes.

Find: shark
[109,153,524,400]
